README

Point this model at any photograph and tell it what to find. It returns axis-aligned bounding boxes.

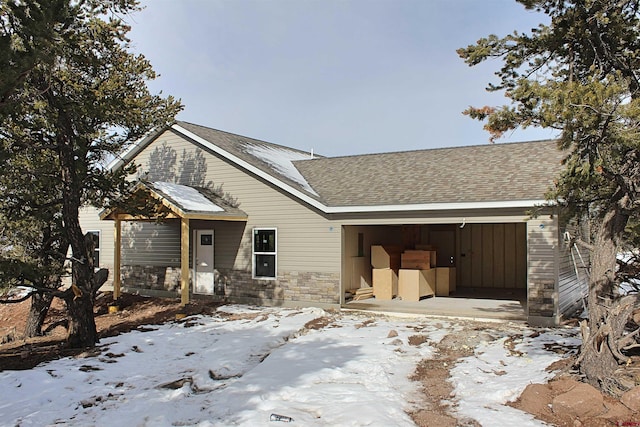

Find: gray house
[82,121,589,326]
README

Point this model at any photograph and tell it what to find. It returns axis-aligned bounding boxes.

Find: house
[83,121,589,326]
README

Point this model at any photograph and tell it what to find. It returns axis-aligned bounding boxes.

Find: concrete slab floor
[344,291,527,322]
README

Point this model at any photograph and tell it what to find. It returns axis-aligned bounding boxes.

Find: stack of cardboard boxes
[371,244,456,301]
[370,245,401,300]
[398,249,436,301]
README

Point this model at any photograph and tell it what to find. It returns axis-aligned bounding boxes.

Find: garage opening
[342,223,527,319]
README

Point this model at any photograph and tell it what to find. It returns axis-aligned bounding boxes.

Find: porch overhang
[100,181,247,305]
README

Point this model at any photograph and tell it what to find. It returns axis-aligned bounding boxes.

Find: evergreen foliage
[0,0,182,345]
[459,0,640,394]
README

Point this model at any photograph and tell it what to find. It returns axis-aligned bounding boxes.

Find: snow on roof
[244,143,319,196]
[152,181,223,212]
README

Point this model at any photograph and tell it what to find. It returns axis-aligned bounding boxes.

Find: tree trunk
[24,292,53,337]
[65,291,98,347]
[63,268,108,347]
[64,233,99,348]
[57,123,99,348]
[579,206,632,395]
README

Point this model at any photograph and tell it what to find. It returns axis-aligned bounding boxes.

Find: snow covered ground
[0,305,579,426]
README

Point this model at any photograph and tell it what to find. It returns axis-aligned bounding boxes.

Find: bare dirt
[1,293,640,426]
[0,292,220,371]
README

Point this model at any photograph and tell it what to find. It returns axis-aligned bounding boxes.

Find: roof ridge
[294,138,560,162]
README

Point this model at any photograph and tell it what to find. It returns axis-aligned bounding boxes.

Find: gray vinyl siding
[131,129,341,274]
[527,217,558,284]
[79,206,114,271]
[190,219,247,270]
[121,221,181,267]
[557,224,589,317]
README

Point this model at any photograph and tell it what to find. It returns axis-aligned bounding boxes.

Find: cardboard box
[398,269,436,302]
[415,244,436,251]
[401,250,431,270]
[414,245,437,267]
[350,256,371,288]
[372,268,398,300]
[435,267,456,296]
[371,245,402,270]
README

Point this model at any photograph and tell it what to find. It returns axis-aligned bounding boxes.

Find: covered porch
[101,181,248,305]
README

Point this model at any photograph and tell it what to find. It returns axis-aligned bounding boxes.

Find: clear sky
[127,0,557,157]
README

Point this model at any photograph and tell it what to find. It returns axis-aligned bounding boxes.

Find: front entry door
[194,230,214,295]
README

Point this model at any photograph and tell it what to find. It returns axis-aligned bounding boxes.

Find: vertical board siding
[493,224,506,288]
[471,224,483,285]
[132,130,341,274]
[503,223,517,286]
[459,223,527,288]
[481,224,494,286]
[515,223,528,288]
[459,225,472,286]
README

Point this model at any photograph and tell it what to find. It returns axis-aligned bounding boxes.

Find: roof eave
[324,199,553,214]
[105,126,168,171]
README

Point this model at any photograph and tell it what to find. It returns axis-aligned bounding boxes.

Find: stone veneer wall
[279,271,341,304]
[218,268,340,305]
[528,281,556,318]
[120,265,340,305]
[121,265,181,292]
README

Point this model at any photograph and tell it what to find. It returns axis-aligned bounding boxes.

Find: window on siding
[253,228,276,279]
[88,231,100,267]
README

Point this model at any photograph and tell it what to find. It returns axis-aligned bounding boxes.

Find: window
[253,228,276,279]
[88,231,100,267]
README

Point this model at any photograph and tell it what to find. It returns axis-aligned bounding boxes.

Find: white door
[194,230,215,295]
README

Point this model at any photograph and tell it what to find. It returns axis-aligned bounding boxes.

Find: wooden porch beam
[180,217,190,305]
[113,218,122,300]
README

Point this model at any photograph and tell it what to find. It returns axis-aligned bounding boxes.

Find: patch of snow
[244,143,318,196]
[1,286,33,299]
[152,181,223,212]
[0,306,579,426]
[450,328,581,426]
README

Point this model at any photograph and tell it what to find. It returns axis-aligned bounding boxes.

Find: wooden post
[113,218,122,300]
[180,217,190,305]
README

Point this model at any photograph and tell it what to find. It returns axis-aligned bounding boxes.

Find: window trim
[252,227,277,280]
[87,230,101,268]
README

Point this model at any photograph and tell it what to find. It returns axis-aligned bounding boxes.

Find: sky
[0,304,579,426]
[126,0,558,157]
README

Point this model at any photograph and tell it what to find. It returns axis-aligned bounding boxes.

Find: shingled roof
[112,122,565,212]
[294,140,565,207]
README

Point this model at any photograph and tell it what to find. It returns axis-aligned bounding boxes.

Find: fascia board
[323,199,552,214]
[105,127,164,171]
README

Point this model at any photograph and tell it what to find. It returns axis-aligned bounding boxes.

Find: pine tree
[458,0,640,395]
[0,0,182,347]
